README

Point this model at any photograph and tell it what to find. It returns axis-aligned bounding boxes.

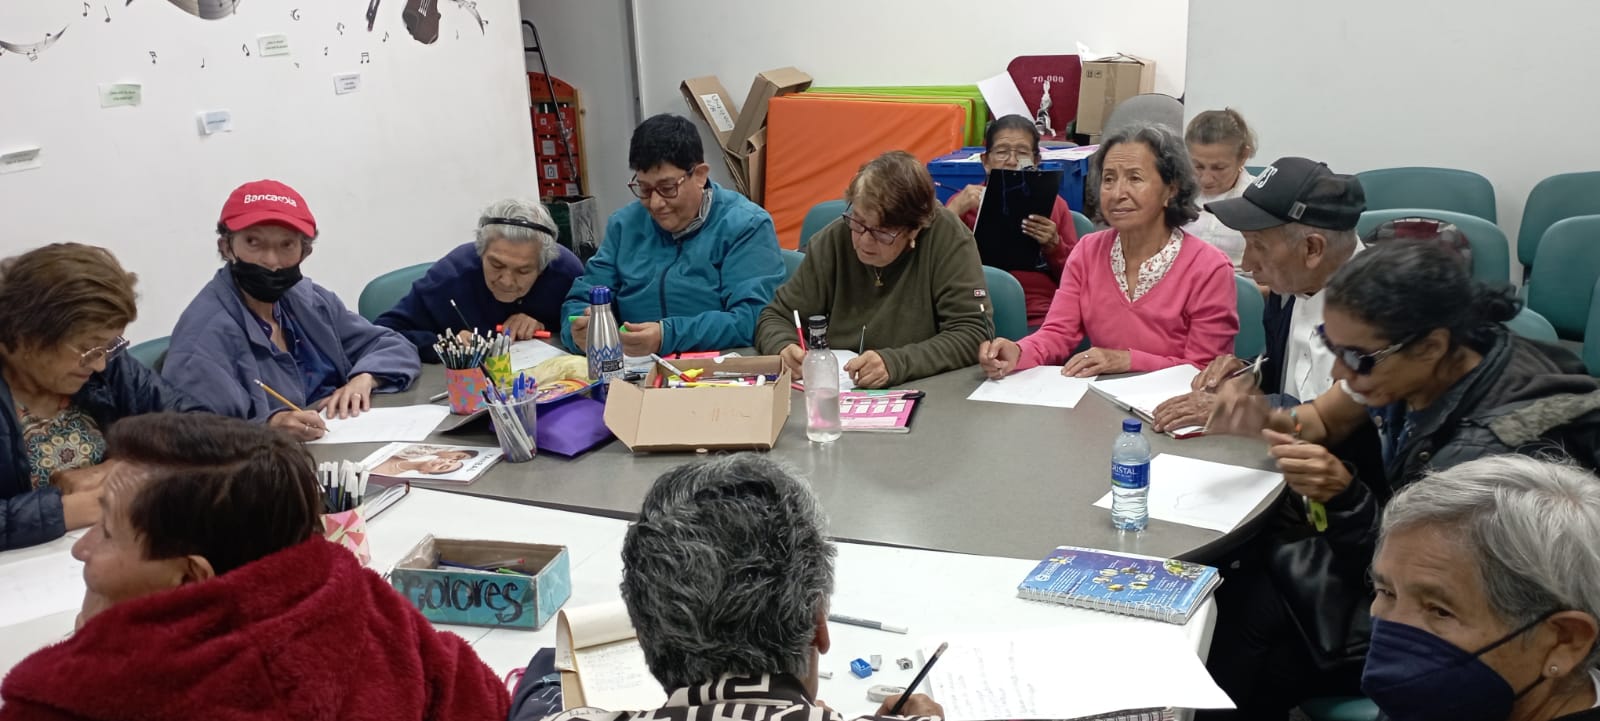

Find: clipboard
[972,167,1063,271]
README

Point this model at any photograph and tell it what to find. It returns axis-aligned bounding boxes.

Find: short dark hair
[984,114,1041,154]
[0,243,138,354]
[1326,242,1520,352]
[110,413,322,576]
[629,114,704,173]
[845,150,938,231]
[1185,108,1257,162]
[1090,122,1202,229]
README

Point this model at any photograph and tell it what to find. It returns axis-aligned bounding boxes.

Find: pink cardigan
[1016,229,1239,373]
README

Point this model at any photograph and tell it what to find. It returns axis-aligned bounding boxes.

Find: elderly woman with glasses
[979,122,1238,380]
[0,244,199,550]
[755,151,990,388]
[1198,241,1600,720]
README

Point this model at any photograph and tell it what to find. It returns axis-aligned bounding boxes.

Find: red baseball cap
[219,179,318,237]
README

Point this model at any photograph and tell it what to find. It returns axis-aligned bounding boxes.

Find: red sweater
[953,195,1078,325]
[1017,229,1238,373]
[1,537,510,721]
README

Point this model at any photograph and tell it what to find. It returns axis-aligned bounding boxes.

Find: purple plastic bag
[534,396,613,457]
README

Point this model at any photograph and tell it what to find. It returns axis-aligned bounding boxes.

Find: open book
[554,601,666,712]
[1090,366,1205,438]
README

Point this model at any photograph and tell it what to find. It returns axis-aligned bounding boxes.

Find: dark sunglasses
[1315,324,1414,375]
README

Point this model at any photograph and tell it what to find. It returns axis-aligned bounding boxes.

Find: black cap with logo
[1205,157,1366,232]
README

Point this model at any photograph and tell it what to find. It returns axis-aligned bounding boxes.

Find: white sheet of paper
[257,33,291,56]
[0,551,85,629]
[967,366,1095,408]
[0,146,43,174]
[1040,145,1098,161]
[829,349,859,391]
[308,405,451,445]
[333,73,361,95]
[509,340,570,371]
[1091,366,1204,433]
[1093,454,1285,533]
[573,639,666,711]
[977,71,1031,121]
[197,110,232,135]
[98,83,141,108]
[926,624,1234,720]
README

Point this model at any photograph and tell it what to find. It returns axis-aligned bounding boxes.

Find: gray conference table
[313,364,1282,563]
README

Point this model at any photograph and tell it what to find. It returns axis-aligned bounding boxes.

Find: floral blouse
[18,403,105,489]
[1110,228,1186,301]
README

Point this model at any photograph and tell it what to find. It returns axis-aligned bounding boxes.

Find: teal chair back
[128,336,171,373]
[1233,275,1264,358]
[1584,279,1600,376]
[1299,696,1380,721]
[1507,306,1559,343]
[780,249,805,282]
[1518,171,1600,272]
[1354,208,1512,285]
[1070,210,1095,239]
[1354,167,1497,223]
[981,266,1028,341]
[1526,216,1600,341]
[799,199,847,251]
[358,262,432,321]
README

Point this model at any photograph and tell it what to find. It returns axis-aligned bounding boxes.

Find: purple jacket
[163,268,421,422]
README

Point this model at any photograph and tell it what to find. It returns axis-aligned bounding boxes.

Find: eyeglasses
[988,147,1035,163]
[73,336,129,368]
[841,212,903,246]
[1315,324,1412,375]
[627,173,692,200]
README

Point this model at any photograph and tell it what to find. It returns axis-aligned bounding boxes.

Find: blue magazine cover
[1016,546,1221,624]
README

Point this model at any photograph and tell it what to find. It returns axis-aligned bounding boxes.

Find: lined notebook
[839,390,921,433]
[1016,546,1221,624]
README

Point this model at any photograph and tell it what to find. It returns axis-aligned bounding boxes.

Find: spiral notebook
[1016,546,1221,625]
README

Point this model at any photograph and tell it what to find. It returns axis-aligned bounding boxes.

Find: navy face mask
[1361,612,1557,721]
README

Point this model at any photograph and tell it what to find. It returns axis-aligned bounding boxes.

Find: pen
[792,309,808,352]
[858,325,866,355]
[1205,354,1268,391]
[650,353,691,378]
[890,642,948,715]
[1290,408,1331,532]
[829,613,908,634]
[253,379,304,413]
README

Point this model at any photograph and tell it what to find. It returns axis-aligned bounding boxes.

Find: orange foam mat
[765,95,967,249]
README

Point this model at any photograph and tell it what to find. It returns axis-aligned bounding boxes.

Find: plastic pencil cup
[484,353,514,388]
[321,507,371,565]
[445,367,489,415]
[487,396,538,462]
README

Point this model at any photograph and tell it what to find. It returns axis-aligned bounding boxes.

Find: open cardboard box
[389,535,571,630]
[680,68,811,204]
[603,355,791,452]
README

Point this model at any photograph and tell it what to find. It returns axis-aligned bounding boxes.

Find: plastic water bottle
[1111,418,1151,531]
[586,286,624,386]
[802,315,842,443]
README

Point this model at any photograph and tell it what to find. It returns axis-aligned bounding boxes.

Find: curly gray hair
[1090,121,1202,229]
[473,198,560,270]
[621,454,836,690]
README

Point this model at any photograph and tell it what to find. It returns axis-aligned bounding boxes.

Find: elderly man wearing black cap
[1152,157,1366,432]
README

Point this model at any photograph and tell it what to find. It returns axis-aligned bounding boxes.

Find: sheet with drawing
[0,549,85,629]
[1092,454,1284,533]
[308,405,452,445]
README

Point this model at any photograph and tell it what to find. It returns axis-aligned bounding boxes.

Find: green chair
[1354,208,1511,285]
[1583,279,1600,376]
[1354,167,1497,223]
[1518,171,1600,279]
[1245,165,1269,177]
[357,262,432,321]
[1508,306,1559,343]
[1070,210,1095,239]
[799,199,847,251]
[1299,696,1380,721]
[1233,274,1265,358]
[981,266,1028,341]
[128,336,171,373]
[780,249,805,282]
[1526,216,1600,341]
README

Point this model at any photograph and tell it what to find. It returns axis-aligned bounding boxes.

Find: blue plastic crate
[928,146,1087,211]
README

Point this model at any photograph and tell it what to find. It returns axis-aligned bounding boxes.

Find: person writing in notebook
[376,198,584,362]
[978,123,1238,379]
[163,180,420,440]
[0,413,509,720]
[755,151,990,388]
[561,114,786,356]
[945,114,1079,328]
[508,454,941,721]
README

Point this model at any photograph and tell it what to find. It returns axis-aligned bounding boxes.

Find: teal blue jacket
[560,183,785,354]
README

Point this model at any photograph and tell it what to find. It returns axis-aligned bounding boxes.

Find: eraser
[897,657,913,670]
[818,670,833,680]
[867,685,906,703]
[849,658,873,679]
[870,654,882,671]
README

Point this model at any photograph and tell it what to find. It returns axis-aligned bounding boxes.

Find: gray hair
[1283,222,1358,253]
[1380,455,1600,669]
[1090,122,1202,229]
[473,198,559,270]
[621,454,836,690]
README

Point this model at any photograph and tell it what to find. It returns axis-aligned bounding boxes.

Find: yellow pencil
[253,379,304,412]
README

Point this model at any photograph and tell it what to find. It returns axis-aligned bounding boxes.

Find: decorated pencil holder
[445,367,490,415]
[322,507,372,566]
[487,396,538,463]
[484,353,514,388]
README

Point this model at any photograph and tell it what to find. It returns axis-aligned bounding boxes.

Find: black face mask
[230,260,303,303]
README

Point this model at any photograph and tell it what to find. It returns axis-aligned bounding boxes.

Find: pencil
[890,642,948,715]
[448,299,472,331]
[253,379,304,412]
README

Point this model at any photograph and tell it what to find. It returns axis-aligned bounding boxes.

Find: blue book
[1016,546,1222,624]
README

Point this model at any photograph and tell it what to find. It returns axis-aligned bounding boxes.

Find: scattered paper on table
[0,146,43,174]
[309,405,451,445]
[978,71,1031,122]
[967,366,1095,408]
[510,340,570,371]
[0,551,85,629]
[99,83,141,108]
[1093,454,1284,533]
[926,624,1233,720]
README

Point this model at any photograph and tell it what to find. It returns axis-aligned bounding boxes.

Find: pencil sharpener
[897,657,913,670]
[849,658,873,679]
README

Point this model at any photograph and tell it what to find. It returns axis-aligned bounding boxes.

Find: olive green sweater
[755,207,991,386]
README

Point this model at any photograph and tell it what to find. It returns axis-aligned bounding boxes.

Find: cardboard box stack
[681,67,813,205]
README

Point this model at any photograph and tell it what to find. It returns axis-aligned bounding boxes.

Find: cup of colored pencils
[436,330,512,414]
[319,460,373,565]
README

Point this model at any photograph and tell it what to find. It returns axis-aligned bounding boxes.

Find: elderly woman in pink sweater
[979,122,1238,379]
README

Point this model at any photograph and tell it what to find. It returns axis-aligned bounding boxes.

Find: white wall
[630,0,1190,191]
[0,0,535,343]
[1185,0,1600,267]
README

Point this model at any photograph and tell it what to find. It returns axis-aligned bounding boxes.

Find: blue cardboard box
[390,536,572,630]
